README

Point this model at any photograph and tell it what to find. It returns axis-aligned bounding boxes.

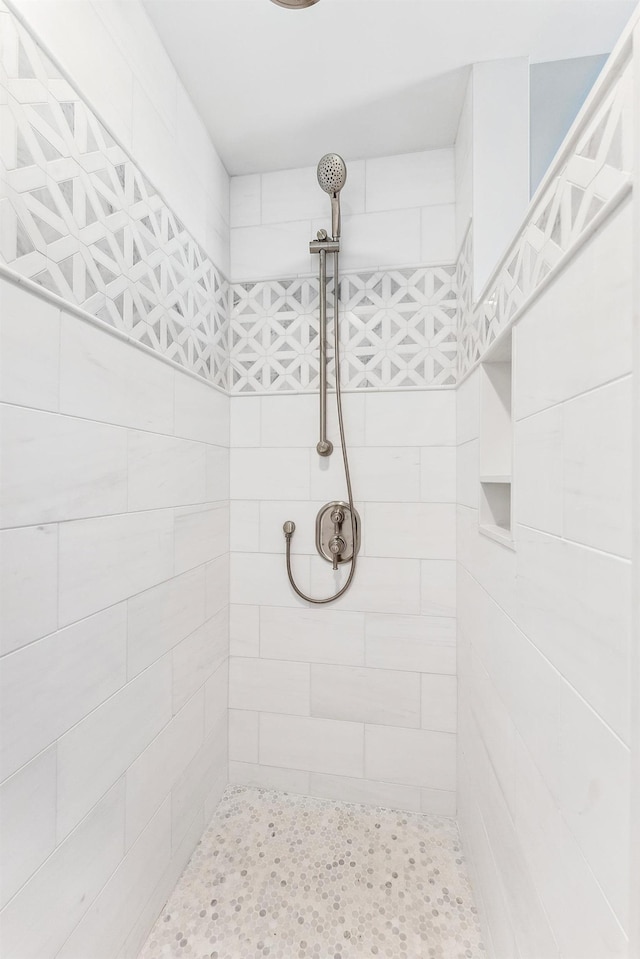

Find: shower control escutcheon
[316,501,360,568]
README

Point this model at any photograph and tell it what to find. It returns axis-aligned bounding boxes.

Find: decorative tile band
[0,1,456,397]
[0,2,230,390]
[458,54,634,378]
[229,264,458,394]
[1,1,633,396]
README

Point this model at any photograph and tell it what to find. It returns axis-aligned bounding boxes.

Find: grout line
[514,371,633,424]
[0,500,229,533]
[458,560,630,749]
[0,562,228,664]
[124,427,131,517]
[0,399,230,448]
[55,300,63,413]
[560,387,566,543]
[0,773,128,923]
[515,521,631,563]
[54,518,61,635]
[460,695,629,946]
[457,502,631,564]
[229,385,457,399]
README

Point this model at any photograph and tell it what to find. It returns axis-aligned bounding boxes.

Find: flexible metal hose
[284,250,358,604]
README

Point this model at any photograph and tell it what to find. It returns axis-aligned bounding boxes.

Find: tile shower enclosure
[0,2,638,959]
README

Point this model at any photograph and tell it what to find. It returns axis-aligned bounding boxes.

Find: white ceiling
[143,0,637,175]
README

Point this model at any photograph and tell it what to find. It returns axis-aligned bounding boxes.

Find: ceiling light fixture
[270,0,320,8]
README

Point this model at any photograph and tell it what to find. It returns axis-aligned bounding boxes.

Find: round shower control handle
[329,535,346,555]
[330,508,344,525]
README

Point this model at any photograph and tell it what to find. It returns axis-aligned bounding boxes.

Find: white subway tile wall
[0,278,230,956]
[0,747,57,909]
[0,3,230,955]
[2,3,637,959]
[230,150,454,277]
[0,780,128,959]
[457,195,634,955]
[229,389,457,814]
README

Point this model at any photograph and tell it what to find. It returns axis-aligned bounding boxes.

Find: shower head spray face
[317,154,347,196]
[317,153,347,240]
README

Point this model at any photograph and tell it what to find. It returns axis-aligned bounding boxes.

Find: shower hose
[284,251,358,604]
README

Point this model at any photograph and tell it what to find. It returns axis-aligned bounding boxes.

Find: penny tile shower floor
[139,785,485,959]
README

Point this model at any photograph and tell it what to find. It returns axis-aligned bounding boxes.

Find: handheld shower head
[317,153,347,195]
[317,153,347,240]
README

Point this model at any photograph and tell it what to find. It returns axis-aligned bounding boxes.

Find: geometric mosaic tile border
[0,1,230,390]
[457,51,634,378]
[230,264,458,394]
[0,0,459,397]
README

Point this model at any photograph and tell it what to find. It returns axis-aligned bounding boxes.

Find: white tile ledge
[230,384,456,398]
[478,524,515,550]
[0,265,227,398]
[229,258,458,286]
[480,475,511,484]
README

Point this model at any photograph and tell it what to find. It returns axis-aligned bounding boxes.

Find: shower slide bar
[309,233,339,458]
[282,154,360,604]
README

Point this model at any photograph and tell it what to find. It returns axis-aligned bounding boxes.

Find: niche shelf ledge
[478,523,515,550]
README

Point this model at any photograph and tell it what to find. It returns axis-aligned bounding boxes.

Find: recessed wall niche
[478,331,514,547]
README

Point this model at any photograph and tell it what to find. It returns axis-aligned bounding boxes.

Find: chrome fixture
[313,153,346,457]
[310,229,337,458]
[270,0,320,8]
[283,154,359,604]
[316,502,360,570]
[317,152,347,241]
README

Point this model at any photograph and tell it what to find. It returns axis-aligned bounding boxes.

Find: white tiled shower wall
[229,389,457,813]
[454,57,530,298]
[0,281,230,959]
[231,148,456,279]
[457,187,634,955]
[227,154,460,814]
[2,4,639,959]
[0,2,231,957]
[454,30,639,957]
